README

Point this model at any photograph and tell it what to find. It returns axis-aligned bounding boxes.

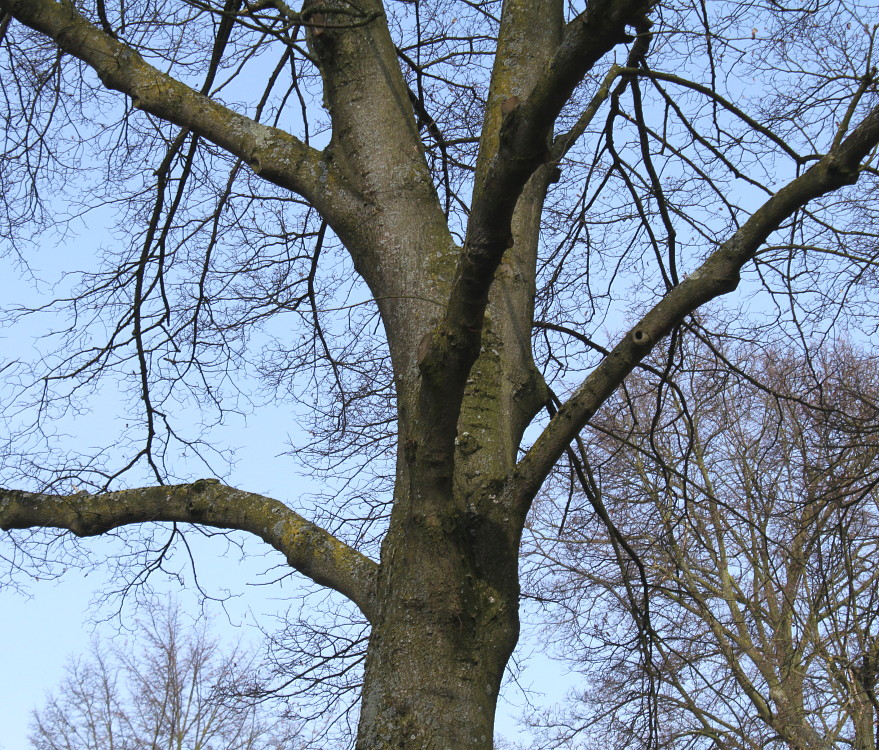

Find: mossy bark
[356,498,521,749]
[4,2,879,748]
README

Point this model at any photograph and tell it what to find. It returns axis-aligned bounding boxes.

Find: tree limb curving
[0,0,369,237]
[0,480,378,621]
[509,102,879,518]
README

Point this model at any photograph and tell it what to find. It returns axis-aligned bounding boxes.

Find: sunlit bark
[1,0,879,746]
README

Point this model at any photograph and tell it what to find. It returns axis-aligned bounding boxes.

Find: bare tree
[527,338,879,750]
[0,0,877,747]
[30,601,302,750]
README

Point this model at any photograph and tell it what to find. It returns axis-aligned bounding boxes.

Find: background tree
[0,0,877,747]
[526,337,879,750]
[30,600,303,750]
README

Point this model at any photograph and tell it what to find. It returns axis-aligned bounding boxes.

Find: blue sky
[0,411,315,747]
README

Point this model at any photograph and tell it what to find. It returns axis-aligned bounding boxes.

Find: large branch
[416,0,652,431]
[507,102,879,517]
[295,0,455,400]
[0,480,378,621]
[304,0,439,208]
[0,0,368,237]
[454,0,651,320]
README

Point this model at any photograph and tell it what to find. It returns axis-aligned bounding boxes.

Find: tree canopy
[0,0,878,747]
[31,600,303,750]
[526,338,879,749]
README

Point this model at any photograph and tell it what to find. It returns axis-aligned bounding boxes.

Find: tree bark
[2,1,879,747]
[356,502,520,749]
[0,481,378,620]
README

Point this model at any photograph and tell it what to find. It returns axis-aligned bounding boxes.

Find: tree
[0,0,877,747]
[525,339,879,750]
[30,601,302,750]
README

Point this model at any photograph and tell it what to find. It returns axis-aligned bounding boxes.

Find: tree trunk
[356,498,520,749]
[4,2,879,748]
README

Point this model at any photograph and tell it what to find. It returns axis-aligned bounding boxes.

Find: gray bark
[1,0,879,747]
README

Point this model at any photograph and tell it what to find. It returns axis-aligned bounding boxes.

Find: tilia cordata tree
[0,0,877,747]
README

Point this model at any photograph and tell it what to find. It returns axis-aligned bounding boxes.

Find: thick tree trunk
[356,502,520,749]
[5,3,879,749]
[356,597,518,748]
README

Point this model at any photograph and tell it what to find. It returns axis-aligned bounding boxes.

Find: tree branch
[0,480,379,621]
[614,67,807,164]
[452,0,653,322]
[417,0,653,428]
[0,0,368,236]
[508,101,879,517]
